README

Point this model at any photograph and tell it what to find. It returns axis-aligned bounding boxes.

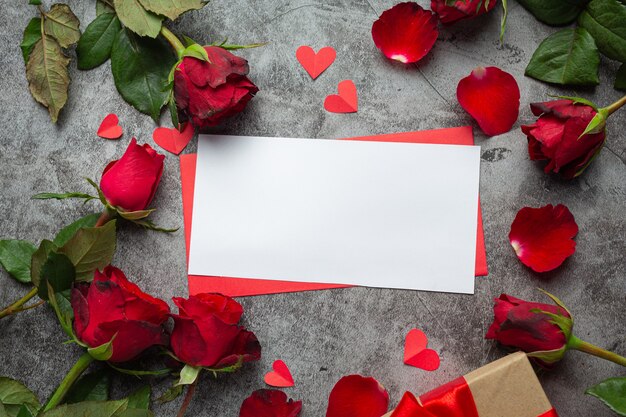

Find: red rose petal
[457,66,520,136]
[371,2,438,64]
[509,204,578,272]
[431,0,497,24]
[326,375,389,417]
[240,389,302,417]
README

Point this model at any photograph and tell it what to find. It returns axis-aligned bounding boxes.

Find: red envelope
[181,126,488,297]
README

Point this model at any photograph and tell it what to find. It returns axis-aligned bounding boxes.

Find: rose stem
[0,287,40,319]
[569,336,626,367]
[605,94,626,116]
[160,26,185,58]
[175,379,199,417]
[95,210,112,227]
[43,352,95,411]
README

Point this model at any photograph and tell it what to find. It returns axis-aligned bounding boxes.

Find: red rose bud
[99,138,165,212]
[486,292,626,368]
[521,99,606,179]
[170,293,261,368]
[431,0,497,24]
[71,266,170,363]
[371,2,438,64]
[174,46,259,129]
[486,293,573,367]
[239,389,302,417]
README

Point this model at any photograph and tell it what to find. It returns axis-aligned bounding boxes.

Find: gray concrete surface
[1,1,625,416]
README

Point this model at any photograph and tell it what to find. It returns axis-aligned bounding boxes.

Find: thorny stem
[43,352,95,411]
[0,287,40,319]
[569,336,626,367]
[604,94,626,116]
[175,379,199,417]
[161,26,185,57]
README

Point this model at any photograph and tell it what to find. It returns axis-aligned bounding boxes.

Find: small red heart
[264,360,294,388]
[97,113,123,140]
[296,45,336,79]
[404,329,440,371]
[324,80,358,113]
[152,123,195,155]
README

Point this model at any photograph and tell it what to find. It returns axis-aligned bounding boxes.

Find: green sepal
[32,192,98,202]
[180,43,209,62]
[182,35,198,47]
[175,364,201,386]
[579,108,608,138]
[47,282,78,340]
[117,209,155,221]
[86,178,109,206]
[550,95,599,111]
[108,364,172,378]
[205,356,244,374]
[215,41,267,51]
[168,91,179,128]
[527,346,568,365]
[88,335,117,361]
[156,385,182,403]
[133,219,178,233]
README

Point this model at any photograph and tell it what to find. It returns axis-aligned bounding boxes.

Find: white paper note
[189,135,481,294]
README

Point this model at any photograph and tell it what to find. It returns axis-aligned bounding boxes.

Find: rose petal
[371,2,438,64]
[431,0,497,24]
[173,293,243,324]
[509,204,578,272]
[239,389,302,417]
[326,375,389,417]
[457,66,520,136]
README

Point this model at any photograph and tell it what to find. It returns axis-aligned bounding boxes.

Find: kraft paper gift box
[385,352,557,417]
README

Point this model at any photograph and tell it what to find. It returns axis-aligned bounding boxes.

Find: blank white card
[188,135,481,294]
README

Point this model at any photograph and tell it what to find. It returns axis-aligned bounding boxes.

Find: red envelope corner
[181,126,488,297]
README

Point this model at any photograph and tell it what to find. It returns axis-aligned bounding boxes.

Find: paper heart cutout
[324,80,358,113]
[152,123,195,155]
[264,360,295,388]
[296,45,336,79]
[404,329,440,371]
[97,113,123,140]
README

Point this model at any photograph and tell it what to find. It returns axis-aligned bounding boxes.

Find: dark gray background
[1,1,625,416]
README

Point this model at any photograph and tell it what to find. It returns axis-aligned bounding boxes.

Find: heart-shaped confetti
[152,123,195,155]
[97,113,123,140]
[264,360,295,388]
[324,80,358,113]
[404,329,440,371]
[296,45,336,79]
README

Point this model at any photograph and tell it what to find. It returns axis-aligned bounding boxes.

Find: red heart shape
[97,113,123,140]
[152,123,195,155]
[324,80,358,113]
[264,360,294,388]
[296,45,336,79]
[404,329,440,371]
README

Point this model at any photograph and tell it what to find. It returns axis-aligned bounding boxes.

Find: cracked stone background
[1,1,625,416]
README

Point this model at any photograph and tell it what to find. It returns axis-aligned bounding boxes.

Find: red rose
[239,390,302,417]
[170,293,261,368]
[99,138,165,212]
[431,0,497,24]
[71,266,170,363]
[174,46,259,129]
[485,294,572,366]
[521,99,606,179]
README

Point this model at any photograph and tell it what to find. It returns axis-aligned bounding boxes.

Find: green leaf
[88,336,116,361]
[615,63,626,90]
[516,0,588,25]
[586,377,626,416]
[16,405,34,417]
[21,18,42,63]
[47,285,75,338]
[32,192,97,202]
[43,3,81,48]
[156,385,182,403]
[53,213,101,247]
[113,0,163,38]
[138,0,206,20]
[37,252,76,300]
[526,28,599,86]
[30,239,58,287]
[579,0,626,62]
[111,29,176,121]
[59,220,116,281]
[0,240,37,283]
[175,365,201,386]
[77,13,122,70]
[29,0,42,5]
[97,0,115,16]
[65,369,111,404]
[126,386,150,410]
[26,35,70,123]
[0,377,40,417]
[39,400,128,417]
